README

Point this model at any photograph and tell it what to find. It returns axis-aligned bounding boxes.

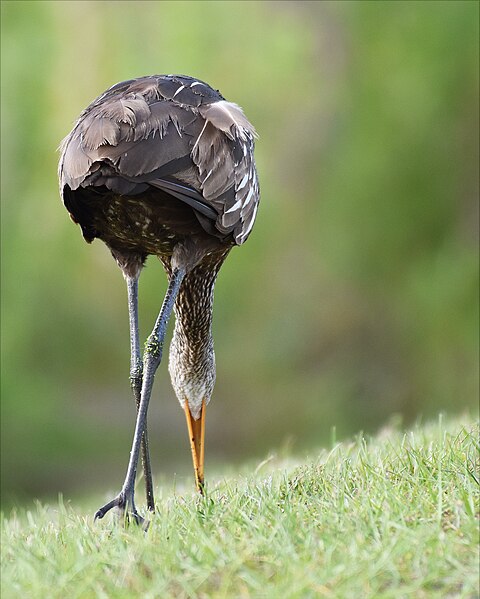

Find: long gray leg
[95,267,186,525]
[127,275,155,512]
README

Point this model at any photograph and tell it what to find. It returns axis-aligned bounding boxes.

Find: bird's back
[59,75,259,256]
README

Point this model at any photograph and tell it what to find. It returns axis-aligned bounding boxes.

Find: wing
[59,75,259,245]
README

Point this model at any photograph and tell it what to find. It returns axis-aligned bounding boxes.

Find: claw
[94,492,148,529]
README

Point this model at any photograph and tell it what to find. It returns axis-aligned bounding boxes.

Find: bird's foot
[94,490,148,529]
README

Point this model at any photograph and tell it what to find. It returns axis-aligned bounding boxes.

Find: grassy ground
[1,417,478,598]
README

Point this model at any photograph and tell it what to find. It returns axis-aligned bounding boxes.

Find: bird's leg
[184,400,206,494]
[95,267,186,525]
[126,275,155,512]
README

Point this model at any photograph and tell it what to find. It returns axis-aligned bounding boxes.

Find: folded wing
[59,75,259,244]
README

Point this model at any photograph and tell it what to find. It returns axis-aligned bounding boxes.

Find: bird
[58,74,259,525]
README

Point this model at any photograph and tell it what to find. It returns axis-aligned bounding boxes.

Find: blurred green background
[1,1,478,507]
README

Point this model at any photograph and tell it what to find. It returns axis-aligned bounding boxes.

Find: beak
[184,400,205,494]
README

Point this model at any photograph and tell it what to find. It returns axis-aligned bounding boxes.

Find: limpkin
[58,75,259,524]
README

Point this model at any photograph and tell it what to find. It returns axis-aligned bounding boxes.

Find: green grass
[2,417,479,598]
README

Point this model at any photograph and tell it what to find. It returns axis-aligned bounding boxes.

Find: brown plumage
[58,74,259,524]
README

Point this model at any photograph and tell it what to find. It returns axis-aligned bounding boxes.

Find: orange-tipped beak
[184,400,205,494]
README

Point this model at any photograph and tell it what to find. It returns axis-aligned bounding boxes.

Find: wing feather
[59,75,259,245]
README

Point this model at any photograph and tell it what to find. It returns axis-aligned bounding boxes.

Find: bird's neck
[167,259,227,416]
[172,262,220,353]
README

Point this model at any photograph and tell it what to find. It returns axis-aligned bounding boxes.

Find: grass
[1,417,479,598]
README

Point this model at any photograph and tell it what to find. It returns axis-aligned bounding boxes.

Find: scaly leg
[95,267,186,525]
[126,275,155,512]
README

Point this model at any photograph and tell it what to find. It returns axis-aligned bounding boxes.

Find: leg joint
[130,364,143,382]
